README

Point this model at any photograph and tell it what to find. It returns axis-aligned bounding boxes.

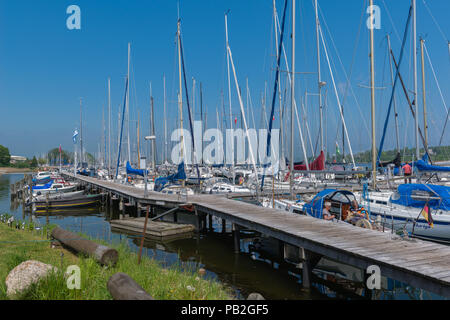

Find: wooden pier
[110,218,195,241]
[63,172,450,298]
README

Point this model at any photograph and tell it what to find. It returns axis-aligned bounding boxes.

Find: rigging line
[378,6,412,165]
[422,0,448,43]
[333,0,365,107]
[179,33,201,184]
[319,25,356,168]
[423,43,450,146]
[273,9,309,166]
[317,1,371,138]
[300,96,315,159]
[381,0,402,44]
[227,45,259,187]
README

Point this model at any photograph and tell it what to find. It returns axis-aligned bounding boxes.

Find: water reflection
[0,173,446,300]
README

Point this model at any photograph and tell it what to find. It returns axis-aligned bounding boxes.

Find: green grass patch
[0,220,234,300]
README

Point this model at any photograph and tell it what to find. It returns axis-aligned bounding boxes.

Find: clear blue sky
[0,0,448,161]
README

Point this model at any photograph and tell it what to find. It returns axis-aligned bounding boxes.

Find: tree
[47,148,73,165]
[0,145,11,166]
[30,156,38,168]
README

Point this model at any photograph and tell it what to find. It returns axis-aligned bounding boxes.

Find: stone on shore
[5,260,58,298]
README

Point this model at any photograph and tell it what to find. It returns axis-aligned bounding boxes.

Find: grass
[0,219,234,300]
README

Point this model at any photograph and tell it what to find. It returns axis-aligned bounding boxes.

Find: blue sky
[0,0,448,161]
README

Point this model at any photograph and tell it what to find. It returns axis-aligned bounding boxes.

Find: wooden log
[107,272,154,300]
[51,227,118,266]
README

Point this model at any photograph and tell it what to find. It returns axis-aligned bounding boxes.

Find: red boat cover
[284,151,325,181]
[293,151,325,171]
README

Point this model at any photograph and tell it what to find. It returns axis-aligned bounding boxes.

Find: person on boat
[346,200,369,225]
[402,163,412,184]
[323,202,335,221]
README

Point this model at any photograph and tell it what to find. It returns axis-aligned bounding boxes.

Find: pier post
[194,209,201,232]
[173,211,178,223]
[208,214,213,231]
[232,224,241,254]
[222,219,226,233]
[302,249,322,289]
[119,198,124,219]
[278,240,284,259]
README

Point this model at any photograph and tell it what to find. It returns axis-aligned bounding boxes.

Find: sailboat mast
[315,0,324,154]
[137,110,141,168]
[177,20,185,165]
[200,82,203,165]
[80,98,83,164]
[163,74,167,164]
[108,77,111,174]
[151,94,156,170]
[290,0,295,199]
[102,105,105,166]
[420,38,428,150]
[369,0,377,188]
[225,13,235,184]
[273,0,284,169]
[127,42,131,164]
[412,0,420,160]
[387,35,401,154]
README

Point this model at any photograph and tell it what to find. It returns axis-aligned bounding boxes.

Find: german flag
[421,203,434,228]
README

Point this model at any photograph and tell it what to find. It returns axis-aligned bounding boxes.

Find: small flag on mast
[59,145,62,153]
[420,203,434,228]
[335,141,341,155]
[73,129,79,144]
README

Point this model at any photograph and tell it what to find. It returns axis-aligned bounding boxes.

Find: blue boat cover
[303,189,356,219]
[32,177,51,184]
[391,184,450,211]
[414,154,450,172]
[126,161,148,177]
[33,181,53,190]
[154,162,186,192]
[303,189,336,219]
[77,169,90,176]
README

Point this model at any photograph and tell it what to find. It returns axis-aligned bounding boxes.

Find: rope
[423,43,450,146]
[422,0,448,44]
[318,25,356,168]
[317,1,371,139]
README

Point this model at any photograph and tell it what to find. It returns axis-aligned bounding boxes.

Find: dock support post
[302,249,322,289]
[232,224,240,254]
[138,205,150,265]
[222,219,226,233]
[208,214,213,231]
[173,212,178,223]
[119,198,124,220]
[278,240,284,259]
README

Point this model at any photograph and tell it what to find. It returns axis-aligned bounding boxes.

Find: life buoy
[127,176,132,183]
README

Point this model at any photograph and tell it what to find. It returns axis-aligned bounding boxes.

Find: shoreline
[0,167,34,175]
[0,221,234,300]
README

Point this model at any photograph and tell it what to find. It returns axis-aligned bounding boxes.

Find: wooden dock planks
[110,218,195,239]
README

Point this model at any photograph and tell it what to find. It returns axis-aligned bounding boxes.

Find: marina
[0,0,450,304]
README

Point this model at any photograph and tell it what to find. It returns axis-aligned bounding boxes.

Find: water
[0,173,446,300]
